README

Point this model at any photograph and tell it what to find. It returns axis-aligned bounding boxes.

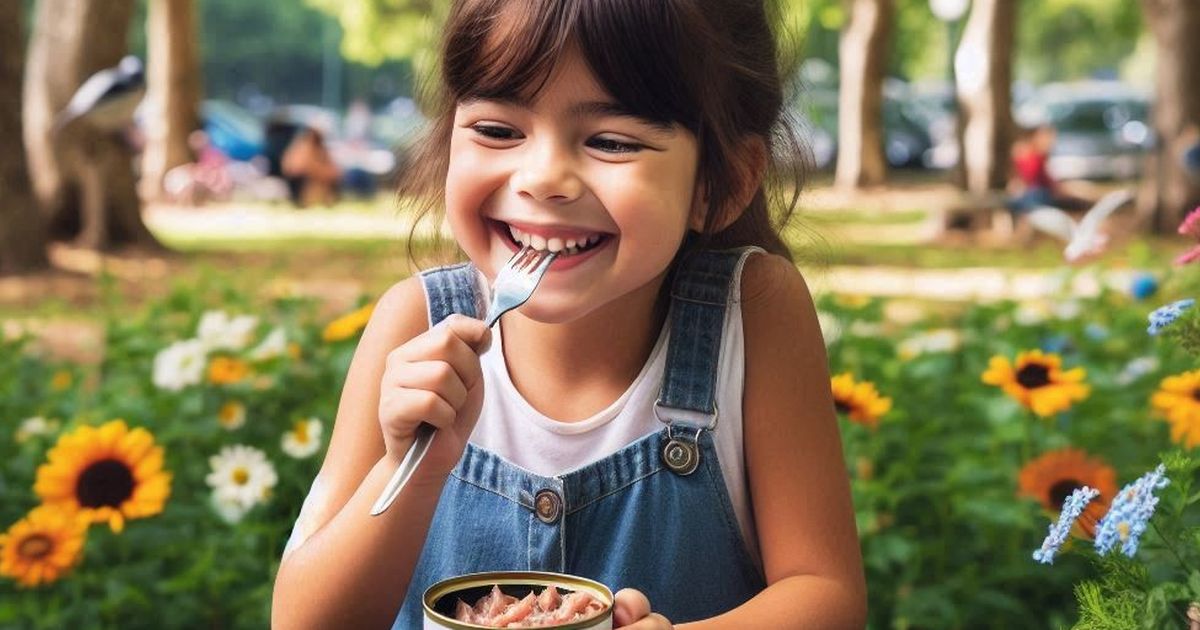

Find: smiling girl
[272,1,866,628]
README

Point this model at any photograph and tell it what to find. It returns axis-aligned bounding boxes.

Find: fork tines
[512,246,548,271]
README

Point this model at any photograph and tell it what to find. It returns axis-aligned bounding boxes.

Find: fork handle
[370,422,437,516]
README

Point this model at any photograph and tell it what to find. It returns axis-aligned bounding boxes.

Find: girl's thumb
[442,314,493,354]
[612,588,651,627]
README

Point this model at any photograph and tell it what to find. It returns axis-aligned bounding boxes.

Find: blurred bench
[937,191,1016,242]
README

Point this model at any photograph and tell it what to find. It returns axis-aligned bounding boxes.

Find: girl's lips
[489,220,612,272]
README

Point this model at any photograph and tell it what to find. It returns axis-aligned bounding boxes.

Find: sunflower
[982,350,1090,417]
[208,356,250,385]
[34,420,172,533]
[322,303,375,342]
[0,506,87,587]
[1019,447,1117,537]
[831,373,892,429]
[1150,370,1200,448]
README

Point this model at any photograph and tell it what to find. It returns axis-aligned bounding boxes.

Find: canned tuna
[423,571,614,629]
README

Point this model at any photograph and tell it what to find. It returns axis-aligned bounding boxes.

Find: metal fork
[370,245,557,516]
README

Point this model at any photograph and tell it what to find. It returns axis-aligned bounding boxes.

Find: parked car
[791,87,934,170]
[1015,82,1153,181]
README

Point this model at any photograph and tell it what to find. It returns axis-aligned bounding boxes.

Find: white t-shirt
[468,260,760,564]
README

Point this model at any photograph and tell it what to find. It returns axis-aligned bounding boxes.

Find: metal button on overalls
[534,489,561,524]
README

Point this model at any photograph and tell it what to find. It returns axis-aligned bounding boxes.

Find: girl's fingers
[391,360,469,410]
[612,588,652,627]
[389,315,490,389]
[617,614,672,630]
[380,388,457,434]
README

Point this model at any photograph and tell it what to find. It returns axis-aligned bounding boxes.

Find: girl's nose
[508,140,584,204]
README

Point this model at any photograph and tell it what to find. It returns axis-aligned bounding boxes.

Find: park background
[2,0,1200,628]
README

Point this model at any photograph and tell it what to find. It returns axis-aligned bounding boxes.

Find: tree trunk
[835,0,892,189]
[953,0,1017,194]
[23,0,164,251]
[0,0,50,274]
[1139,0,1200,232]
[140,0,202,202]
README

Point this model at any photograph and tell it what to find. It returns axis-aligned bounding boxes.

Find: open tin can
[423,571,614,630]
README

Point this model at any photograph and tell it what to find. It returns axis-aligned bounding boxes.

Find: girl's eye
[471,124,521,141]
[587,137,644,154]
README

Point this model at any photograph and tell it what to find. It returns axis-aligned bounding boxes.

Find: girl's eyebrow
[460,96,676,135]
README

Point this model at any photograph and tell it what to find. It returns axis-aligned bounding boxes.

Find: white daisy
[1054,300,1083,320]
[210,493,250,524]
[1116,356,1160,386]
[217,401,247,431]
[282,418,324,459]
[206,445,278,510]
[197,311,259,352]
[1014,301,1050,326]
[248,327,288,361]
[897,329,962,360]
[14,416,59,443]
[816,310,842,346]
[152,338,208,391]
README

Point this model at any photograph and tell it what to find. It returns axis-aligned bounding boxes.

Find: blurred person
[282,126,341,207]
[1007,124,1090,215]
[162,129,233,206]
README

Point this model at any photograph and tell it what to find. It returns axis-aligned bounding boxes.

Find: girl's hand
[613,589,673,629]
[377,314,492,481]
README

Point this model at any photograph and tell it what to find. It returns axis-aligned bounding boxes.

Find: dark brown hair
[398,0,807,267]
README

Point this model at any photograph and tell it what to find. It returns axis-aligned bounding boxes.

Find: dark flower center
[1193,387,1200,402]
[1016,364,1051,389]
[76,459,135,508]
[834,400,852,415]
[18,534,53,560]
[1048,479,1083,511]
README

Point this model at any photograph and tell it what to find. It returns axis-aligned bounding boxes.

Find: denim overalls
[394,247,767,628]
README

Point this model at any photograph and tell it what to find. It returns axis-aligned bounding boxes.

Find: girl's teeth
[504,222,606,255]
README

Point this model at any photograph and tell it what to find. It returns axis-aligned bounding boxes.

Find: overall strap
[419,262,483,326]
[656,246,763,433]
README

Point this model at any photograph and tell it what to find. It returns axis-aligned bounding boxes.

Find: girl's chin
[510,293,600,325]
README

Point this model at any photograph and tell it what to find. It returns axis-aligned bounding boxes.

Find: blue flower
[1131,273,1159,301]
[1084,323,1110,342]
[1148,299,1195,336]
[1033,486,1100,564]
[1094,465,1170,558]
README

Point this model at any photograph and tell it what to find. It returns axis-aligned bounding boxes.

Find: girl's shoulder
[738,251,813,310]
[364,275,432,349]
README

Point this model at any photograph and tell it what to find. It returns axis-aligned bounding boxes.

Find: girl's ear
[687,136,768,233]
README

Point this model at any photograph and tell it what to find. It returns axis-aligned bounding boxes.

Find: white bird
[1023,188,1135,262]
[53,55,145,134]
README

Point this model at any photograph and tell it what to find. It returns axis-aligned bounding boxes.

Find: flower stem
[1152,519,1193,575]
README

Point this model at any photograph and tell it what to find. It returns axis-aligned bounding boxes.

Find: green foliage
[820,266,1200,628]
[0,279,369,629]
[1016,0,1143,82]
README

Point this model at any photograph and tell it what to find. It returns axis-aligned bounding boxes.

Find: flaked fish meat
[454,584,606,628]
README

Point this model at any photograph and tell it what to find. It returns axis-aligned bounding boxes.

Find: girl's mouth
[488,220,613,270]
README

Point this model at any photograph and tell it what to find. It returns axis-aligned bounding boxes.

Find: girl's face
[445,49,702,324]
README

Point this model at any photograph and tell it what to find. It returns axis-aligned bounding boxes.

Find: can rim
[422,570,614,630]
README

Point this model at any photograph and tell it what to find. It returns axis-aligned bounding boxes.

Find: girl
[272,1,865,628]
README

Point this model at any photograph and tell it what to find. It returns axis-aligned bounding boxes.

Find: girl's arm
[272,278,471,629]
[682,254,867,629]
